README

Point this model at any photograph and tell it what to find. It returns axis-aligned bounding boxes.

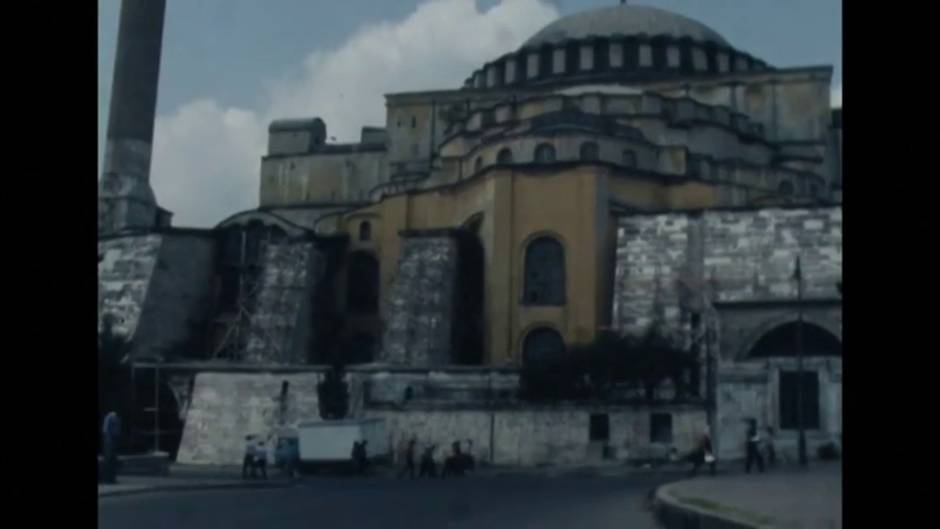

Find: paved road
[98,474,669,529]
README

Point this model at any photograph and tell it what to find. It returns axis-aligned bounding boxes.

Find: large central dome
[524,4,730,48]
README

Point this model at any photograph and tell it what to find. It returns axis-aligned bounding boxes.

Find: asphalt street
[98,473,670,529]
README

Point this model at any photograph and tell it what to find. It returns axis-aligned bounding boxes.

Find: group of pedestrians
[684,419,777,477]
[397,438,474,479]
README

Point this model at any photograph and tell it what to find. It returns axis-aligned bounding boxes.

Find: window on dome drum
[497,148,513,164]
[359,221,371,242]
[623,38,639,70]
[622,149,637,168]
[534,143,556,163]
[474,156,483,173]
[778,181,795,197]
[539,46,553,77]
[679,42,694,74]
[580,142,600,161]
[705,44,718,73]
[651,39,668,70]
[594,40,609,71]
[523,236,565,305]
[565,41,579,73]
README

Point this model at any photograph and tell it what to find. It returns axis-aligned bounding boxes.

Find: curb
[653,483,770,529]
[98,480,294,499]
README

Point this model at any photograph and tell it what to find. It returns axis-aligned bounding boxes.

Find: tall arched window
[347,252,379,313]
[359,221,371,242]
[534,143,556,163]
[497,148,513,164]
[524,236,565,305]
[522,327,565,366]
[580,142,599,161]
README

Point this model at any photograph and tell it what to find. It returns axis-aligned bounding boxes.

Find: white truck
[296,418,390,464]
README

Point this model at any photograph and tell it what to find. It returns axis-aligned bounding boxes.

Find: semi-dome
[523,4,730,47]
[524,4,730,48]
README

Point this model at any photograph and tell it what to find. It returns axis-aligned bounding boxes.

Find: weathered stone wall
[613,207,841,336]
[177,370,706,466]
[176,372,324,465]
[381,234,459,365]
[132,233,216,359]
[98,234,163,340]
[99,232,217,360]
[244,242,321,364]
[367,406,706,466]
[704,208,842,302]
[612,214,693,338]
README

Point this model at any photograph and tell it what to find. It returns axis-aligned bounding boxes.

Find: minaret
[98,0,170,235]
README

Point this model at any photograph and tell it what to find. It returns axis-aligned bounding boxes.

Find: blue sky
[98,0,842,227]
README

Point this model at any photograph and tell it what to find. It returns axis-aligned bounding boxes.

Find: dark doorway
[589,414,610,442]
[348,333,376,364]
[453,215,485,365]
[650,413,673,443]
[131,374,184,459]
[346,252,379,314]
[779,371,821,430]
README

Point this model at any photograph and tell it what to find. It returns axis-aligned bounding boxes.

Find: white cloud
[149,0,559,227]
[830,83,842,108]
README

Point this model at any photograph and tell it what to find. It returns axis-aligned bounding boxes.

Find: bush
[817,442,840,461]
[518,328,699,403]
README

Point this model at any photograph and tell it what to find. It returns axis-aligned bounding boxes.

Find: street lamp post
[794,256,808,466]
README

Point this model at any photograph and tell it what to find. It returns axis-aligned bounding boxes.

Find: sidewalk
[655,461,842,529]
[98,465,293,498]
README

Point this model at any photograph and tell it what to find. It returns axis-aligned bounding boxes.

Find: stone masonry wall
[176,372,324,465]
[612,214,694,340]
[704,208,842,302]
[132,233,216,359]
[381,234,459,366]
[244,242,321,364]
[98,234,163,341]
[367,406,706,467]
[613,207,842,338]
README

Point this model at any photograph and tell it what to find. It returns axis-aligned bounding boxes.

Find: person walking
[419,444,438,478]
[101,411,122,484]
[745,420,765,474]
[243,435,258,479]
[255,440,269,480]
[764,426,777,468]
[687,428,716,477]
[397,438,417,479]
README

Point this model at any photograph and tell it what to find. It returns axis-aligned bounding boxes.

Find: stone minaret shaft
[98,0,168,234]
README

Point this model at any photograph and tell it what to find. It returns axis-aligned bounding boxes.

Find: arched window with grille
[523,236,565,305]
[534,143,556,163]
[359,221,371,242]
[580,142,599,161]
[522,327,565,366]
[497,148,513,164]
